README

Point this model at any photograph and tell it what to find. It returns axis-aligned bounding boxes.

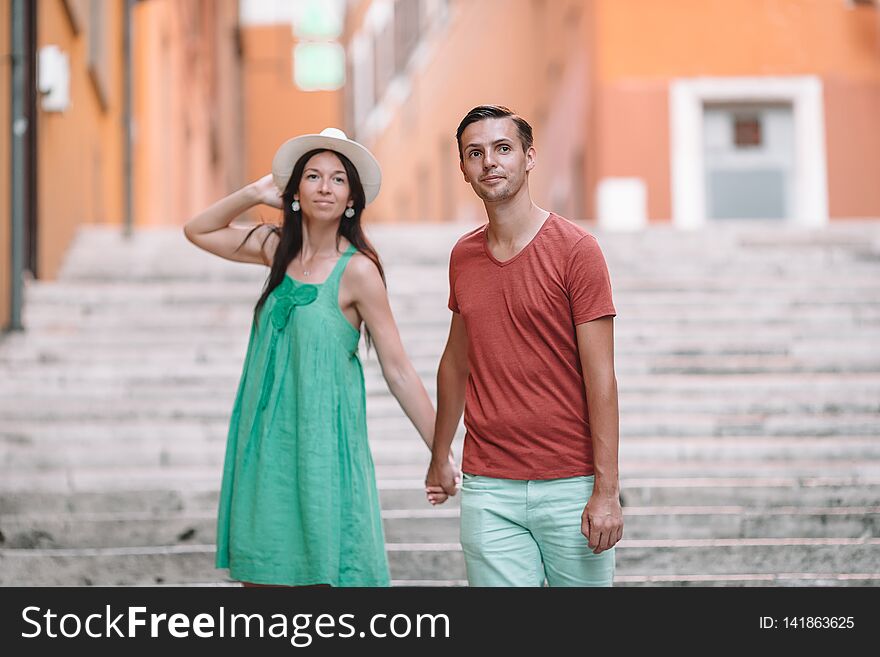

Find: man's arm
[576,316,624,554]
[425,312,469,503]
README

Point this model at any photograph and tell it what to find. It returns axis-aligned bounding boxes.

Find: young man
[425,105,623,586]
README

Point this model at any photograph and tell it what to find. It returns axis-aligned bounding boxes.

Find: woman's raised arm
[183,174,282,265]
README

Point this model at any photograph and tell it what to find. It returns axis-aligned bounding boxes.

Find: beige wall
[0,0,10,327]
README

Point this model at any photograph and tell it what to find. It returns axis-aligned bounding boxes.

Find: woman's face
[295,151,354,223]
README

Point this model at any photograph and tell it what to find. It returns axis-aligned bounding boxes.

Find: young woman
[183,128,458,587]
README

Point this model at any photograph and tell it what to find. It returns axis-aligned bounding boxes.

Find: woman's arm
[346,255,437,450]
[182,174,281,265]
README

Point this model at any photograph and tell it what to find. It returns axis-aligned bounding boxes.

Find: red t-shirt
[448,213,616,480]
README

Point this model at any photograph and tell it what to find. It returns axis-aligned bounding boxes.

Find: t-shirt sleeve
[565,235,616,324]
[448,248,460,313]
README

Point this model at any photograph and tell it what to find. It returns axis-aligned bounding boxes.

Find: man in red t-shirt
[425,105,623,586]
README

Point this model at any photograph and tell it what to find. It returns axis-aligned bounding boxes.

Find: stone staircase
[1,220,879,586]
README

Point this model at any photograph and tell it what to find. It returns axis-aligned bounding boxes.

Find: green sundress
[215,244,390,586]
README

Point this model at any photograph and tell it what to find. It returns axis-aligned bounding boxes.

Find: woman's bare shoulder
[343,250,385,293]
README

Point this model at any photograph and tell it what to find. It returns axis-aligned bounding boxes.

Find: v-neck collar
[482,212,554,267]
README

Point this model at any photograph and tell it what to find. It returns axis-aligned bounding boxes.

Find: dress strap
[324,243,358,290]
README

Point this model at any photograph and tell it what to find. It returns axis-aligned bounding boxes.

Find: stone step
[1,408,875,438]
[2,478,877,515]
[21,292,880,314]
[18,280,880,305]
[0,512,453,550]
[5,356,880,382]
[55,220,879,247]
[25,263,880,287]
[20,305,880,331]
[1,457,878,493]
[0,398,880,422]
[620,477,880,507]
[613,573,880,587]
[5,324,879,352]
[6,377,880,415]
[2,349,879,381]
[8,326,880,346]
[47,252,880,276]
[0,384,880,420]
[9,572,878,587]
[1,433,878,473]
[2,387,879,418]
[2,436,879,470]
[4,223,879,589]
[21,293,880,318]
[5,341,880,372]
[2,506,877,550]
[6,371,880,397]
[1,538,877,586]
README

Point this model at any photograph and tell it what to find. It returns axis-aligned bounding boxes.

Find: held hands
[252,174,284,209]
[581,490,624,554]
[425,452,461,506]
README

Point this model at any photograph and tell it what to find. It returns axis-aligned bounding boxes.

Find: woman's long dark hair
[240,148,385,348]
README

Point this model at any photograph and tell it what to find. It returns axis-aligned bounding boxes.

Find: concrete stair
[1,220,879,586]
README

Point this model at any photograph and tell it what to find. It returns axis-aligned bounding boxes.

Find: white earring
[291,200,300,212]
[344,207,355,218]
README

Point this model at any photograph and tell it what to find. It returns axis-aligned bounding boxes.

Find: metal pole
[122,0,133,238]
[9,0,26,331]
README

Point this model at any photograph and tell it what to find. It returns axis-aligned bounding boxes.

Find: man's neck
[484,191,550,248]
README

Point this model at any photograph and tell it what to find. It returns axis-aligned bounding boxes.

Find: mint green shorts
[460,474,615,587]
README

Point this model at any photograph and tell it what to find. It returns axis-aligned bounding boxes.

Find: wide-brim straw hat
[271,127,382,205]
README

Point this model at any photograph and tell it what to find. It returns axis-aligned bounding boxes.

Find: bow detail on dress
[258,282,319,412]
[270,283,318,330]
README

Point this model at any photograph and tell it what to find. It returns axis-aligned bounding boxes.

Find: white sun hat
[271,127,382,205]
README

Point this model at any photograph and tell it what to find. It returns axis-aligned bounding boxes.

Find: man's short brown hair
[456,105,534,161]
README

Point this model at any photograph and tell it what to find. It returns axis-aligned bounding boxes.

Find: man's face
[459,117,534,203]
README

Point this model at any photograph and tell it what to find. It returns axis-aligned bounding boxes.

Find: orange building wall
[824,76,880,218]
[349,0,593,224]
[592,0,880,221]
[592,81,670,223]
[0,0,11,327]
[594,0,880,81]
[1,0,244,296]
[37,0,125,279]
[133,0,243,227]
[133,0,177,226]
[240,24,343,198]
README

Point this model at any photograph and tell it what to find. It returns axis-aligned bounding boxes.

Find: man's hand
[425,453,461,506]
[581,491,624,554]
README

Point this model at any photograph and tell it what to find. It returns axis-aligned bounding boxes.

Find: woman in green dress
[183,128,458,586]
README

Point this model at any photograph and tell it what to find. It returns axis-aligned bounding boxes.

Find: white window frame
[669,76,829,229]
